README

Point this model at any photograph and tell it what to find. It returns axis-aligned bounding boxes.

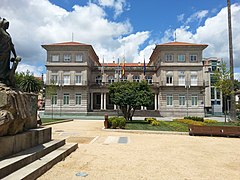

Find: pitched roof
[158,41,208,47]
[44,41,90,46]
[102,63,144,67]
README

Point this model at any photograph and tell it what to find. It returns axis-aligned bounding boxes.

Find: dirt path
[38,120,240,180]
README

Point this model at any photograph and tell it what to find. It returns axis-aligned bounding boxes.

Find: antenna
[71,32,74,42]
[174,31,177,42]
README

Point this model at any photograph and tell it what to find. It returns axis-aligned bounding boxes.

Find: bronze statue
[0,17,21,87]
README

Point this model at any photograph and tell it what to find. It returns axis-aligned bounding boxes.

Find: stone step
[0,139,65,179]
[3,143,78,180]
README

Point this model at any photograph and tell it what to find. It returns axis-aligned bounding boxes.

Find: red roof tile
[44,41,90,46]
[158,41,208,46]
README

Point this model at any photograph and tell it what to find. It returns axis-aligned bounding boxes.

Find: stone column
[91,93,93,110]
[114,104,117,110]
[104,93,107,110]
[101,93,104,110]
[141,106,144,110]
[155,94,158,110]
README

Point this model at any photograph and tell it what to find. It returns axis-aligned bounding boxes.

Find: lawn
[41,118,66,124]
[125,120,237,132]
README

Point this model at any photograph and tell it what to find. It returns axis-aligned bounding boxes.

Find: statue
[0,17,21,87]
[0,18,37,136]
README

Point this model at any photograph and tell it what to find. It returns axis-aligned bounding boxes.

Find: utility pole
[227,0,236,120]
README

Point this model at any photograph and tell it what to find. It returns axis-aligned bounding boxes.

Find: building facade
[43,41,210,117]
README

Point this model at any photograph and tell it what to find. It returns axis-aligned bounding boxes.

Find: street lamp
[185,83,190,117]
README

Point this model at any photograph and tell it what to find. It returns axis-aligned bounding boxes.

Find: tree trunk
[224,95,227,124]
[227,0,237,121]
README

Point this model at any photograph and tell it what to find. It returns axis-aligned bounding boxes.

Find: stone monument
[0,17,37,137]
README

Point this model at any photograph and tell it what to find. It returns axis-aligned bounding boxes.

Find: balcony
[159,80,209,87]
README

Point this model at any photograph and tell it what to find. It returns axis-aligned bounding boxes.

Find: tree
[227,0,237,120]
[213,61,234,122]
[15,71,42,93]
[109,81,153,121]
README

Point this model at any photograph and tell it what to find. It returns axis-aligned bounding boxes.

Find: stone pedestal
[0,127,52,159]
[0,85,38,136]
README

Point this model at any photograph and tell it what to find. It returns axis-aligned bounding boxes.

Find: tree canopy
[15,71,42,93]
[109,81,153,120]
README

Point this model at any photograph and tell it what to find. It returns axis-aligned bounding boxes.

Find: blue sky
[0,0,240,77]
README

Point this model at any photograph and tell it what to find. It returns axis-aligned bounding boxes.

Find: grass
[125,120,189,132]
[125,120,238,132]
[41,118,66,124]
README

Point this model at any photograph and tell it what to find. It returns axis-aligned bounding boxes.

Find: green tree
[109,81,153,121]
[15,71,42,93]
[45,80,58,119]
[213,61,234,122]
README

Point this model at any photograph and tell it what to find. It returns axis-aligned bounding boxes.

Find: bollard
[104,113,108,129]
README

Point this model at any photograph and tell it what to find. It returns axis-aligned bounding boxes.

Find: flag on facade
[143,57,146,75]
[122,59,125,77]
[101,56,104,74]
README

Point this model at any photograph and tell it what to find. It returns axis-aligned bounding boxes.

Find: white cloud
[162,4,240,70]
[186,10,209,24]
[177,13,184,22]
[97,0,128,18]
[0,0,138,75]
[16,64,44,77]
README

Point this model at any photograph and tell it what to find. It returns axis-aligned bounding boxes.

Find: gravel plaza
[38,120,240,180]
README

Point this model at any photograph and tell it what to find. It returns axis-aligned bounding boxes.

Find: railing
[159,80,209,87]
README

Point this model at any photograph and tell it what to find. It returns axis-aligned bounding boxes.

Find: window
[211,61,217,71]
[63,93,70,105]
[76,54,83,62]
[133,75,140,82]
[190,55,197,61]
[64,54,71,62]
[191,95,198,106]
[75,94,81,105]
[75,75,82,85]
[190,75,197,86]
[63,75,70,85]
[211,87,215,99]
[167,95,173,106]
[51,94,57,105]
[166,76,173,85]
[178,75,185,86]
[52,55,59,62]
[121,76,127,82]
[178,54,185,62]
[216,89,221,99]
[210,74,217,84]
[165,54,173,61]
[179,95,185,106]
[108,75,114,84]
[51,75,58,84]
[96,76,102,84]
[145,76,152,84]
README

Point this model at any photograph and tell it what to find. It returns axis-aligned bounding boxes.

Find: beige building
[42,41,210,117]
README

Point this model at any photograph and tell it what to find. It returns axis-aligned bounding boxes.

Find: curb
[102,128,189,135]
[42,119,74,126]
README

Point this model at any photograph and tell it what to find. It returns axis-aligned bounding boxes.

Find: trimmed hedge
[184,116,204,122]
[174,119,206,126]
[203,119,218,124]
[108,116,126,129]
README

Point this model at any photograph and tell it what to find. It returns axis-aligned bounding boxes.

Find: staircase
[0,139,78,180]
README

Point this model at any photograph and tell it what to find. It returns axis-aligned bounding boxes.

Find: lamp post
[59,80,63,117]
[185,83,190,117]
[227,0,236,120]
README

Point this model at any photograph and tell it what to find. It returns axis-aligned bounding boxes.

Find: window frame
[52,55,59,62]
[178,54,185,62]
[63,93,70,105]
[166,94,173,106]
[63,54,71,62]
[75,93,82,105]
[190,54,197,62]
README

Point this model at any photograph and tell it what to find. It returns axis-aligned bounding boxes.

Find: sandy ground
[38,120,240,180]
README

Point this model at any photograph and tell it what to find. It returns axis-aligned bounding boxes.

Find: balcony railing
[159,80,209,87]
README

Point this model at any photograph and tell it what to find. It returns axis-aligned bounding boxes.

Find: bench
[188,125,240,137]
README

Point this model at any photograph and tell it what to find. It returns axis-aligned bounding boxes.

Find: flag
[143,58,146,75]
[101,56,104,74]
[122,59,125,77]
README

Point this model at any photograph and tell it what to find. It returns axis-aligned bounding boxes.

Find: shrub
[203,119,218,124]
[174,119,206,126]
[151,120,160,126]
[184,116,204,122]
[108,116,126,129]
[145,118,156,124]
